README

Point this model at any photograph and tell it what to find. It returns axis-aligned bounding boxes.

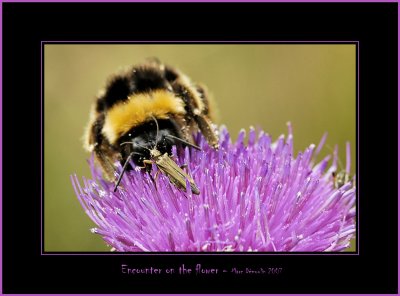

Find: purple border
[2,1,396,295]
[1,0,398,2]
[398,1,399,291]
[45,40,356,43]
[40,40,359,256]
[40,36,44,260]
[357,39,360,255]
[0,3,2,294]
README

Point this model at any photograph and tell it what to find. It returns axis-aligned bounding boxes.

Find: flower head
[71,124,356,252]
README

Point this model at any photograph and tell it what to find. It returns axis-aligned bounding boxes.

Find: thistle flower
[71,124,356,252]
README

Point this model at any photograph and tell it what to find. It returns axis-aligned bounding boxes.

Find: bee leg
[113,152,134,192]
[94,147,116,181]
[165,134,201,150]
[170,78,219,148]
[194,114,219,149]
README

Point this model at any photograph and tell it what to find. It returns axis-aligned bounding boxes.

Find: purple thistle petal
[312,131,328,166]
[72,126,356,252]
[346,141,351,174]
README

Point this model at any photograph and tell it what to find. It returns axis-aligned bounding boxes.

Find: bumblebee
[83,59,219,188]
[116,116,201,194]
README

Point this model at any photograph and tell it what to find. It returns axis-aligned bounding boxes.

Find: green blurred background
[44,44,356,252]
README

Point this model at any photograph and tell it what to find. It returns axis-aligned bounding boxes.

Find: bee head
[118,118,180,165]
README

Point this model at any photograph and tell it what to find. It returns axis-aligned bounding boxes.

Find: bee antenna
[165,134,202,151]
[120,141,151,153]
[120,141,134,146]
[150,115,160,150]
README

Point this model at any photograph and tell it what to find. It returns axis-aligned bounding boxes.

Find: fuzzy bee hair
[83,58,219,182]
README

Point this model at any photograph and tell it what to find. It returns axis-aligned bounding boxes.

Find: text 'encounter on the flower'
[121,264,284,276]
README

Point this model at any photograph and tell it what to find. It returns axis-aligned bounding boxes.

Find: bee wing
[156,154,200,194]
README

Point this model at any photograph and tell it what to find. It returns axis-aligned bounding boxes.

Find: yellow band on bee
[102,90,186,144]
